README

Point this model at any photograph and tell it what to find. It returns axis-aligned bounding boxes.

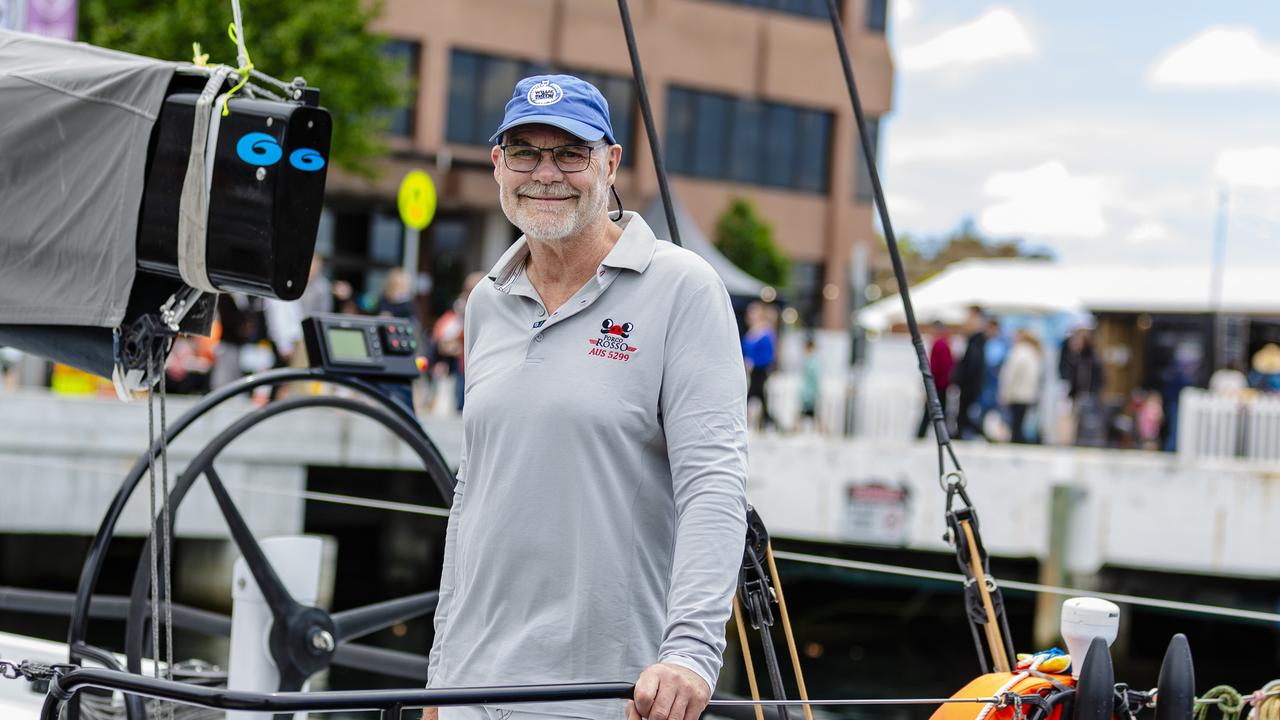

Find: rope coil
[1197,686,1246,720]
[1245,683,1280,720]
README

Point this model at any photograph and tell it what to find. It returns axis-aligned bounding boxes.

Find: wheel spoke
[331,591,439,643]
[274,667,309,720]
[204,466,299,618]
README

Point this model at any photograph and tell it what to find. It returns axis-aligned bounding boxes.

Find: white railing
[763,370,922,439]
[851,372,922,440]
[1177,388,1280,466]
[764,372,855,436]
[1244,393,1280,462]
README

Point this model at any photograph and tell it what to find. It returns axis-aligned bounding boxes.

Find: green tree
[714,197,790,287]
[79,0,409,175]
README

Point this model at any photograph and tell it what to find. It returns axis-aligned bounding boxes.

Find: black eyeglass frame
[498,143,601,173]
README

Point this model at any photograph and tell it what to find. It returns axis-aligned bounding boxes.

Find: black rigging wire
[820,5,1023,675]
[822,0,964,483]
[616,0,682,247]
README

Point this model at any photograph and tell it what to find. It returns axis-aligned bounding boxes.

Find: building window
[854,116,880,203]
[666,87,833,193]
[446,49,635,162]
[702,0,842,21]
[383,39,420,138]
[789,261,826,326]
[866,0,888,33]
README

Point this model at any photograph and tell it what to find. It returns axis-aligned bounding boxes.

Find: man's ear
[492,144,503,181]
[606,144,623,185]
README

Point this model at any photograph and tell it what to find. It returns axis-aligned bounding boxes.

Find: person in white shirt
[998,328,1044,444]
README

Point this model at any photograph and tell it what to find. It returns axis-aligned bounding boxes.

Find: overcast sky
[880,0,1280,266]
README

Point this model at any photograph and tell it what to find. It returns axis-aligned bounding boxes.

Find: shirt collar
[486,211,658,292]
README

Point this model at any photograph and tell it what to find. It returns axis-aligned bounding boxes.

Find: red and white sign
[842,481,910,546]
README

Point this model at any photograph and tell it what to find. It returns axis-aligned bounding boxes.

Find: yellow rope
[765,543,813,720]
[731,596,765,720]
[1245,681,1280,720]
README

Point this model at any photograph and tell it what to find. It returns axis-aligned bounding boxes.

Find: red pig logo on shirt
[600,318,633,338]
[589,318,638,357]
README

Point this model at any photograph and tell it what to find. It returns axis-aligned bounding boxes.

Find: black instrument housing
[137,81,331,301]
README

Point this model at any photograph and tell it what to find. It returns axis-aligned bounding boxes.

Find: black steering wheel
[62,369,456,720]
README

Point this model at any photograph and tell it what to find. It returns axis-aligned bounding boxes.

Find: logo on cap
[527,80,564,106]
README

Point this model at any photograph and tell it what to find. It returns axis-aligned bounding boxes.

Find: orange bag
[930,672,1077,720]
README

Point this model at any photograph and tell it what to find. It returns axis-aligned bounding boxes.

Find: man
[952,306,987,439]
[424,75,749,720]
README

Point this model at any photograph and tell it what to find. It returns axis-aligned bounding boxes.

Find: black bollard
[1074,636,1115,720]
[1155,634,1195,720]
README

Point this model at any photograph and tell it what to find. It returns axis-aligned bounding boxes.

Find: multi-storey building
[323,0,894,330]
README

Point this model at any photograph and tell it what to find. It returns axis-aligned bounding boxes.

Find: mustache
[516,182,580,198]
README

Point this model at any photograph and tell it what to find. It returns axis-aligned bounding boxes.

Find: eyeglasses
[499,143,596,173]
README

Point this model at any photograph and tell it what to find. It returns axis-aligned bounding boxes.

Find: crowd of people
[153,260,485,415]
[906,307,1280,451]
[914,306,1058,444]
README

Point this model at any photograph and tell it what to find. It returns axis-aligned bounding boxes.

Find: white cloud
[1126,221,1171,245]
[1149,26,1280,89]
[979,162,1107,238]
[892,0,916,26]
[899,8,1035,73]
[882,193,923,217]
[1215,146,1280,189]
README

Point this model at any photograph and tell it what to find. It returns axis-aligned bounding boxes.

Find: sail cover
[0,29,177,327]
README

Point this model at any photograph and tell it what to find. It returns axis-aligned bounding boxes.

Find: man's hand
[421,708,437,720]
[628,662,711,720]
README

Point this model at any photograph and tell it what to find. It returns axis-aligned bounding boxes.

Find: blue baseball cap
[489,74,617,145]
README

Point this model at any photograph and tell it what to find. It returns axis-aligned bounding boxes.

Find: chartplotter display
[327,328,371,361]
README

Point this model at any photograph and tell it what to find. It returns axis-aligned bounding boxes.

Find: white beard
[499,176,609,243]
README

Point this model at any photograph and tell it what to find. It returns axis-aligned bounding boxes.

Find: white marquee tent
[858,258,1280,331]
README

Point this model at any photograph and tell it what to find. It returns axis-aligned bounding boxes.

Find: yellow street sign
[398,170,437,231]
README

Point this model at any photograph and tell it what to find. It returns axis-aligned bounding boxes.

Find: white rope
[220,481,452,519]
[230,0,248,71]
[974,655,1045,720]
[770,550,1280,624]
[5,453,1278,625]
[708,697,1010,707]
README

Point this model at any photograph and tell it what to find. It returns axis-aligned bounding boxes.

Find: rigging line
[709,697,1023,707]
[219,481,452,519]
[615,0,681,247]
[216,478,1280,627]
[770,550,1280,624]
[0,454,452,517]
[7,453,1277,624]
[229,0,248,71]
[821,0,956,473]
[158,344,176,720]
[146,350,163,695]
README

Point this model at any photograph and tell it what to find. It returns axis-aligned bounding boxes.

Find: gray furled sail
[641,194,766,298]
[0,29,178,327]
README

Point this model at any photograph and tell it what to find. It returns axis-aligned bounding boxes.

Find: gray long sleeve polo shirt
[427,212,749,719]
